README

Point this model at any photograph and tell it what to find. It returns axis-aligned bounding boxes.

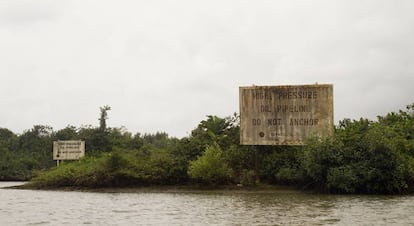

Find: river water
[1,182,414,225]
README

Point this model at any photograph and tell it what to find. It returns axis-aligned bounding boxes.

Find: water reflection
[1,182,414,225]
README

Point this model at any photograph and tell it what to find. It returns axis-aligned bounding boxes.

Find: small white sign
[53,140,85,160]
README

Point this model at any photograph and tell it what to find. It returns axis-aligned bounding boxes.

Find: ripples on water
[1,182,414,225]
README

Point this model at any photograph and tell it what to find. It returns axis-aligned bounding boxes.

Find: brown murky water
[1,182,414,225]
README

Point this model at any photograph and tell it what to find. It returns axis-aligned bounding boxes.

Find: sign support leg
[255,148,259,184]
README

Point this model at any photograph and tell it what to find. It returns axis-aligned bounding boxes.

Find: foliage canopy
[2,104,414,194]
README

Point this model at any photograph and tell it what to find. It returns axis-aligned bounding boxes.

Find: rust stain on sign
[239,84,333,145]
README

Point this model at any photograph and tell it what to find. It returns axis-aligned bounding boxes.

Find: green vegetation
[188,144,232,185]
[303,104,414,194]
[30,149,181,188]
[2,104,414,194]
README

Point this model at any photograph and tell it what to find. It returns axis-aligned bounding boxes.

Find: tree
[99,105,111,132]
[53,125,78,141]
[0,128,18,152]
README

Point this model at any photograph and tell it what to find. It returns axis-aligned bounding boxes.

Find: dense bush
[262,147,304,185]
[187,144,232,185]
[303,104,414,194]
[29,148,181,188]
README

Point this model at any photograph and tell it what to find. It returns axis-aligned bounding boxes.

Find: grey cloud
[1,0,414,137]
[0,1,60,28]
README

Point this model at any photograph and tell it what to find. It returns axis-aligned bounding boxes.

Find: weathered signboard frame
[53,140,85,160]
[239,84,333,145]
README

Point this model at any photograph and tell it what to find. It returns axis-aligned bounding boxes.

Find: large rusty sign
[239,84,333,145]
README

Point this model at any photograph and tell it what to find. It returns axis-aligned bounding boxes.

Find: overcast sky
[1,0,413,137]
